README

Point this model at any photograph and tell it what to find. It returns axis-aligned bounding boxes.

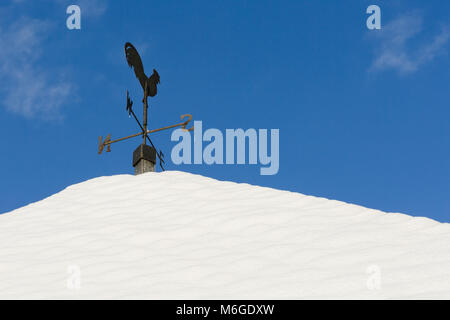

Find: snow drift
[0,171,449,299]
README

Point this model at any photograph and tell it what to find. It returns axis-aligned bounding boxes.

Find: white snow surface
[1,171,450,299]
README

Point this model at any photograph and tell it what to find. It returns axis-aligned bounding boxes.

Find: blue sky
[1,0,449,222]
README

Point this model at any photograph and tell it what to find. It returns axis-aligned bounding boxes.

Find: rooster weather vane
[98,42,194,174]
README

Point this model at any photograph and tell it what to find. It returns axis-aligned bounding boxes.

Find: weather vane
[98,42,193,174]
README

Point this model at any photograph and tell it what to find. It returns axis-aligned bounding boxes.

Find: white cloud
[370,12,450,74]
[0,17,73,120]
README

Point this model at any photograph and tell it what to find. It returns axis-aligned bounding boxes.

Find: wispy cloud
[370,12,450,74]
[0,17,73,120]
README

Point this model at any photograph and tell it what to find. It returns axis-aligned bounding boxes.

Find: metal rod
[103,119,190,146]
[143,85,148,145]
[107,131,143,145]
[100,114,193,171]
[130,106,155,147]
[145,121,187,134]
[128,106,164,167]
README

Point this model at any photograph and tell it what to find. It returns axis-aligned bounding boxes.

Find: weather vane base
[133,144,156,175]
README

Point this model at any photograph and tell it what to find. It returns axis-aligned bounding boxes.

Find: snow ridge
[0,171,449,299]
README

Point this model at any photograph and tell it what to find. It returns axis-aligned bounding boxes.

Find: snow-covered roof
[1,171,449,299]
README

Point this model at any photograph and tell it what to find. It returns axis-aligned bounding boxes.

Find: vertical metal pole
[143,84,148,145]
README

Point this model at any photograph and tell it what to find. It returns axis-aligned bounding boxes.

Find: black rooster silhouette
[124,42,160,101]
